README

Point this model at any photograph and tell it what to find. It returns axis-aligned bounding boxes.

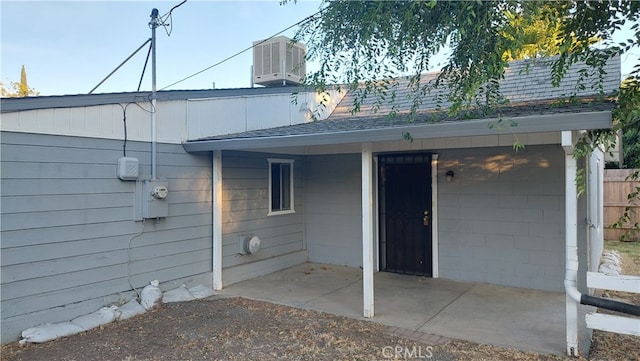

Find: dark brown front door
[379,153,432,276]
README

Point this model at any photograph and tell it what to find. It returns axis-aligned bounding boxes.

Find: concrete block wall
[437,145,566,291]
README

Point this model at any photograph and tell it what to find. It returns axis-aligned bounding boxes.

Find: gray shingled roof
[190,55,619,145]
[331,55,620,118]
[184,57,620,151]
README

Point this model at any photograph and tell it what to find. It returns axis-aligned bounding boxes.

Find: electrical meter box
[142,179,169,219]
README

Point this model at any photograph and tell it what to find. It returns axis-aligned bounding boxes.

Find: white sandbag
[71,305,120,331]
[20,322,84,344]
[602,251,621,262]
[602,253,621,264]
[599,262,621,275]
[118,299,147,320]
[189,284,217,299]
[163,284,196,303]
[140,280,162,310]
[608,250,621,257]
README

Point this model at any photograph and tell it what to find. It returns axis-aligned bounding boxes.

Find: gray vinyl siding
[437,145,567,291]
[0,131,212,343]
[304,154,362,267]
[220,151,306,285]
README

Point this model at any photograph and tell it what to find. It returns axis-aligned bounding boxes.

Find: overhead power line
[159,6,327,91]
[157,0,187,36]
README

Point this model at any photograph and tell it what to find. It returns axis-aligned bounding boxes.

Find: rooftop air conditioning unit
[253,36,306,87]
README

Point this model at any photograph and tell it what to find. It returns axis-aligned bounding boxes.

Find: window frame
[267,158,295,216]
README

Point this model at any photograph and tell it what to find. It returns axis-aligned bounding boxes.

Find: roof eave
[182,110,612,153]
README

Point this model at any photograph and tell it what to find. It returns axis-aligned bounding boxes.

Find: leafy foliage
[500,2,564,61]
[617,78,640,168]
[288,1,638,114]
[609,78,640,241]
[284,0,640,241]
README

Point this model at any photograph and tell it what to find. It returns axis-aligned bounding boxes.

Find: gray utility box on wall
[142,179,169,219]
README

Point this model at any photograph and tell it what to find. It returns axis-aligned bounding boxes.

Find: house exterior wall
[437,145,567,291]
[302,145,581,293]
[0,100,188,144]
[220,151,307,285]
[0,89,346,144]
[0,131,212,343]
[0,89,341,344]
[186,90,345,140]
[305,154,363,267]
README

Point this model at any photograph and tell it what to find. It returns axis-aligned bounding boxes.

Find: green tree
[19,65,30,97]
[499,2,600,62]
[285,0,640,239]
[496,2,639,170]
[618,77,640,168]
[288,0,638,113]
[1,65,39,97]
[612,77,640,241]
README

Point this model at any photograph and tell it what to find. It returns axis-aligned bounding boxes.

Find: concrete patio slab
[222,262,593,356]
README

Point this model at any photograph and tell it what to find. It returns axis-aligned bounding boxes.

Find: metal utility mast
[149,8,159,180]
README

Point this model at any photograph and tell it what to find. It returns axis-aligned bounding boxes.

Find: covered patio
[182,56,619,357]
[221,262,593,356]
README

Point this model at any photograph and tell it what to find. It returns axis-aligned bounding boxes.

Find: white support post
[431,153,439,278]
[212,150,223,290]
[362,143,375,318]
[562,131,580,357]
[588,149,605,273]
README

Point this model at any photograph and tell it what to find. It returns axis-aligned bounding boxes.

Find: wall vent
[253,36,306,87]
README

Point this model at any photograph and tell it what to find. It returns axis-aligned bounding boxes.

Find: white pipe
[250,65,254,88]
[282,60,286,86]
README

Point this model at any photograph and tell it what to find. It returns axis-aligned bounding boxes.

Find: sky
[1,0,323,96]
[1,1,639,97]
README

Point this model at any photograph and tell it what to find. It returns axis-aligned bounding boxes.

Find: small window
[268,159,295,215]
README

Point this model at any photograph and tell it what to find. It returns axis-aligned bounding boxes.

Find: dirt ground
[2,248,639,361]
[2,296,567,361]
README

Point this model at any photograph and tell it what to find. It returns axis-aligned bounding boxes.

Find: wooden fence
[604,169,640,242]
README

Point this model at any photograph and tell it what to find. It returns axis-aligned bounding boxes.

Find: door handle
[423,210,429,226]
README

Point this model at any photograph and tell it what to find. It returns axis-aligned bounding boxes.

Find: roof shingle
[191,55,619,143]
